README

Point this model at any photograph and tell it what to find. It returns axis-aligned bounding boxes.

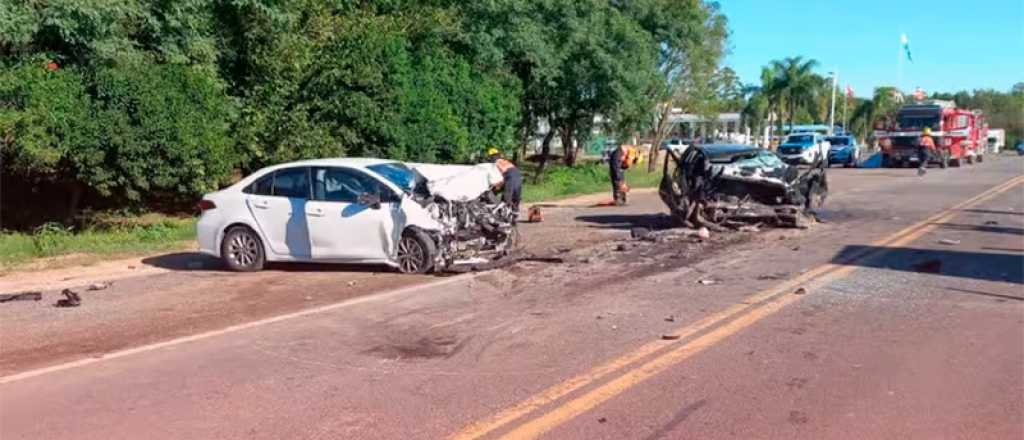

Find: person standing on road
[608,144,632,206]
[918,127,937,176]
[488,148,522,216]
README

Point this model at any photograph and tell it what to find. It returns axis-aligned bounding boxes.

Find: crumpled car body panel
[407,163,504,202]
[400,162,517,269]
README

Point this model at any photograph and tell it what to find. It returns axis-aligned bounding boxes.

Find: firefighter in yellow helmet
[487,148,522,216]
[918,127,937,176]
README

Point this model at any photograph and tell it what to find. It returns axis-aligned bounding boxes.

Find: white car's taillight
[197,199,216,212]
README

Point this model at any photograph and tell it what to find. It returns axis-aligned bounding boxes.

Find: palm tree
[849,86,901,144]
[770,56,820,129]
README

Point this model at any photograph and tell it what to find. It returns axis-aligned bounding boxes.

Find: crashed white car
[196,158,519,274]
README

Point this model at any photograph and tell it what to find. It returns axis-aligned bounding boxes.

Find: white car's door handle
[252,200,269,209]
[306,208,325,217]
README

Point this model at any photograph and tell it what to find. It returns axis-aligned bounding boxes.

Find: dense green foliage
[1,0,726,228]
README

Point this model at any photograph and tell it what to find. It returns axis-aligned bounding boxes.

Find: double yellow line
[451,175,1024,440]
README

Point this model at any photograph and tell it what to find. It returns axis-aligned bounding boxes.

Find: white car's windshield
[786,135,813,144]
[367,162,416,192]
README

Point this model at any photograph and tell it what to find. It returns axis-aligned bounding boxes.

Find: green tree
[769,56,821,128]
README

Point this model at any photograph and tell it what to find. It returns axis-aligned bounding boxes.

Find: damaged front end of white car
[396,163,519,273]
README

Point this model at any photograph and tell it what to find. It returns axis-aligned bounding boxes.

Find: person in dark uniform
[488,148,522,213]
[608,144,630,206]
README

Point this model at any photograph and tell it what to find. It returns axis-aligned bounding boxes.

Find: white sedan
[196,158,518,274]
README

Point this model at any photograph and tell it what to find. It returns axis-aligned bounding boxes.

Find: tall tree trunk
[648,102,674,172]
[561,122,577,167]
[533,129,557,184]
[66,181,85,222]
[516,109,532,163]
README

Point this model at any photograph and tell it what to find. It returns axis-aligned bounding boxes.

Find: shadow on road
[142,252,387,274]
[830,245,1024,284]
[575,213,675,230]
[933,223,1024,236]
[944,287,1024,302]
[961,209,1024,217]
[142,252,222,271]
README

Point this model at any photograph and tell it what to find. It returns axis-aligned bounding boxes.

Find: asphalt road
[1,156,1022,439]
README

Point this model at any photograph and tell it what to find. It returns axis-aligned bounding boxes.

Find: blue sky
[721,0,1024,97]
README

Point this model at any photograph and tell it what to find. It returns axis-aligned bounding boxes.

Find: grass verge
[0,217,196,271]
[1,162,665,271]
[521,161,662,203]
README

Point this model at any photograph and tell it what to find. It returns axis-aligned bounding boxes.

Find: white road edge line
[0,273,476,385]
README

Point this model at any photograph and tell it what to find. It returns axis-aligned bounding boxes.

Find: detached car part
[659,144,827,229]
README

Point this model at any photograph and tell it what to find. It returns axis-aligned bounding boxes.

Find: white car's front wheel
[222,226,265,272]
[396,229,436,274]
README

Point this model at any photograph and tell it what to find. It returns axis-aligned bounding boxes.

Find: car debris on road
[659,144,827,230]
[55,289,82,307]
[0,291,43,303]
[87,282,111,291]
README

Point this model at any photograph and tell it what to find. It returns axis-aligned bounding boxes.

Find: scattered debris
[0,291,42,303]
[611,325,618,330]
[793,287,807,295]
[738,225,761,233]
[555,246,572,254]
[615,244,629,252]
[696,278,719,286]
[938,239,961,245]
[444,252,565,273]
[984,220,999,226]
[791,246,801,251]
[87,282,111,291]
[696,227,711,240]
[661,334,682,340]
[55,289,82,307]
[347,280,357,287]
[630,227,652,240]
[912,259,942,274]
[665,315,676,322]
[758,272,789,280]
[527,206,544,223]
[597,417,608,424]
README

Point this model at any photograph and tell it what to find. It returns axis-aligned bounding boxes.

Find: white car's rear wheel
[222,226,265,272]
[397,230,436,274]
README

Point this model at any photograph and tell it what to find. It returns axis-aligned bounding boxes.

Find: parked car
[826,135,860,167]
[196,158,519,274]
[1016,140,1024,156]
[777,133,830,165]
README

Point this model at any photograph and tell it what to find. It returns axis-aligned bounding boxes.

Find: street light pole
[828,70,837,135]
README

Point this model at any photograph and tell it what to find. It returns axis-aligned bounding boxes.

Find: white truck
[986,129,1005,154]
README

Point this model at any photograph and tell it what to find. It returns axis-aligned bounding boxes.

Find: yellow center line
[449,175,1024,440]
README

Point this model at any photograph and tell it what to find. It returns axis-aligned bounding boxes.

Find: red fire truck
[877,100,986,168]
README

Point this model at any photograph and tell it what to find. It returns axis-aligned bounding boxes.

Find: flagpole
[897,33,905,95]
[843,85,848,132]
[828,70,837,135]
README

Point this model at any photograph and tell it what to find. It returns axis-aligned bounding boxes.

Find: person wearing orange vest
[487,148,522,214]
[608,144,632,206]
[918,127,937,176]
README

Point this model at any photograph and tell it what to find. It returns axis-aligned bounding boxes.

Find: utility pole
[828,70,837,135]
[842,84,849,133]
